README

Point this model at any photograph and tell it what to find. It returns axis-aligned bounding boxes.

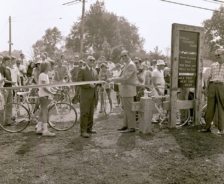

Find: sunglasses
[216,54,222,58]
[121,55,127,58]
[89,59,95,62]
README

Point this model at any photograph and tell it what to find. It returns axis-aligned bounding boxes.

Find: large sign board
[170,23,204,128]
[178,31,199,88]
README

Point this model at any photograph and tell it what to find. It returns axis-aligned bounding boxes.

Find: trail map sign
[178,31,199,88]
[170,23,204,128]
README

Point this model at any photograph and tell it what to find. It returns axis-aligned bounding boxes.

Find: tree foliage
[203,6,224,60]
[65,0,145,62]
[32,27,63,59]
[148,46,166,61]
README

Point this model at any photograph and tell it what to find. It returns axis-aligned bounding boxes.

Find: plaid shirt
[209,62,224,82]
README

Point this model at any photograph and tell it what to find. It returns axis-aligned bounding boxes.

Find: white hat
[156,60,165,66]
[87,55,95,60]
[35,60,42,64]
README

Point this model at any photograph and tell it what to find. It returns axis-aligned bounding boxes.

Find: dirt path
[1,94,224,183]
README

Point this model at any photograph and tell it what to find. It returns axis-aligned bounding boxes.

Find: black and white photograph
[0,0,224,183]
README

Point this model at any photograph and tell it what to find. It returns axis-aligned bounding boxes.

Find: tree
[148,46,166,61]
[203,6,224,60]
[32,27,63,59]
[65,0,145,61]
[0,50,22,58]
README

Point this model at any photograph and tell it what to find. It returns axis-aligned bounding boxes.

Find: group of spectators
[0,50,170,138]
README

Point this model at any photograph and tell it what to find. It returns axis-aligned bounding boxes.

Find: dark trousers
[205,83,224,131]
[79,98,95,133]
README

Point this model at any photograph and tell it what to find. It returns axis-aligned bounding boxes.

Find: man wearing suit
[107,50,137,133]
[77,56,98,138]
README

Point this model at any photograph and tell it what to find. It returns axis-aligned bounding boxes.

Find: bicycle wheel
[177,109,190,126]
[200,104,207,124]
[48,102,77,131]
[0,103,30,133]
[102,91,110,116]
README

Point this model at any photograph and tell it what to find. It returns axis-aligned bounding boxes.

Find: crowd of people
[1,48,222,138]
[0,50,168,138]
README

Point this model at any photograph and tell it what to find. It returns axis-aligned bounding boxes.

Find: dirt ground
[1,92,224,184]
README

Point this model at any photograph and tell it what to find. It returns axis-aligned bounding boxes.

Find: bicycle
[53,86,71,104]
[0,88,78,133]
[98,83,112,116]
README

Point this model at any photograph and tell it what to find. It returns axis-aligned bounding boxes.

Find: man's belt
[210,81,224,84]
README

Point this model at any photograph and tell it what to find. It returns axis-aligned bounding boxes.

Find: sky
[0,0,222,59]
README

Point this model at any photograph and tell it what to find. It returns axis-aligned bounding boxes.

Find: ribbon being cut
[0,81,106,90]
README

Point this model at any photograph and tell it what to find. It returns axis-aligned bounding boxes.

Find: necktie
[90,68,94,78]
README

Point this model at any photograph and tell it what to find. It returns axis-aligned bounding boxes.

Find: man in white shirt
[152,60,166,96]
[151,60,166,123]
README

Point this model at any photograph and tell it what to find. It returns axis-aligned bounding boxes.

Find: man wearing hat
[152,60,166,96]
[151,60,166,123]
[77,55,98,138]
[201,48,224,134]
[107,50,137,133]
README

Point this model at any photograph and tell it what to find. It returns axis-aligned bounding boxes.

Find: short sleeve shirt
[38,73,50,97]
[152,69,165,89]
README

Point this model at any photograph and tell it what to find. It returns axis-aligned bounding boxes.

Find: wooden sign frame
[170,23,204,128]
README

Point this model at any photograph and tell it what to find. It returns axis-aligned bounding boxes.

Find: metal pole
[9,16,11,56]
[80,0,85,58]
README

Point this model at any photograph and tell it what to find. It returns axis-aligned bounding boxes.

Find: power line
[160,0,220,12]
[213,0,224,3]
[204,0,224,5]
[62,0,81,6]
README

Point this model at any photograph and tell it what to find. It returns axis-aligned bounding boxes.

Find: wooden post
[9,16,12,56]
[138,97,154,134]
[80,0,85,58]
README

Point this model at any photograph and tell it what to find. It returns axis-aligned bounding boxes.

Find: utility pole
[9,16,12,56]
[80,0,85,58]
[63,0,85,58]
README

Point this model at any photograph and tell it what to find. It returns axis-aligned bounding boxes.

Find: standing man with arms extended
[77,56,98,138]
[201,48,224,134]
[107,50,137,133]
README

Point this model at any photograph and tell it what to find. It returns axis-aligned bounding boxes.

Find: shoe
[72,97,79,104]
[200,129,211,133]
[42,131,56,137]
[87,130,96,134]
[151,120,158,124]
[80,132,90,138]
[121,128,135,133]
[217,130,224,135]
[36,130,42,135]
[151,117,158,124]
[117,126,128,131]
[5,122,12,126]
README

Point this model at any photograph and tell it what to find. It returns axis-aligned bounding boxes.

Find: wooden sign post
[170,23,204,128]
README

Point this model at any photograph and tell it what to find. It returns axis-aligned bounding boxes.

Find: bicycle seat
[17,91,30,96]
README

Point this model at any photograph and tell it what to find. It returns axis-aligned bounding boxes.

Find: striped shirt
[209,62,224,82]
